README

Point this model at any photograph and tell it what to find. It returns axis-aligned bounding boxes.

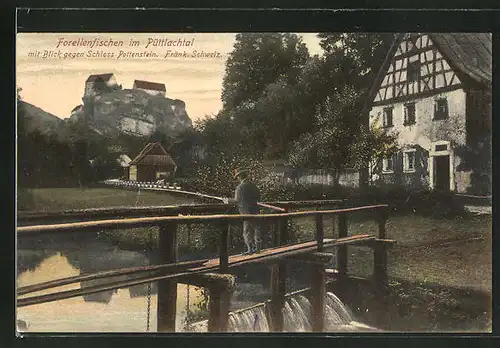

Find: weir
[17,198,394,333]
[186,291,380,333]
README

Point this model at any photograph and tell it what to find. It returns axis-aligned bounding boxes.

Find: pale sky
[16,33,323,122]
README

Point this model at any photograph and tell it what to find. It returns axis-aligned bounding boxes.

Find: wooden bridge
[17,199,394,333]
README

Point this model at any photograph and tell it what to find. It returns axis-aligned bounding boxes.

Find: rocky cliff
[68,89,193,137]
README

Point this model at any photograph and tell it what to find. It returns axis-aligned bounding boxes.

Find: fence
[102,179,182,190]
[17,200,392,332]
[264,169,360,188]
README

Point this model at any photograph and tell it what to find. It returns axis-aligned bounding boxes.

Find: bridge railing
[17,203,390,285]
[16,201,391,332]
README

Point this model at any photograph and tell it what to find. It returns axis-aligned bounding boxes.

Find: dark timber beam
[208,287,233,333]
[315,215,324,251]
[178,273,235,291]
[157,222,178,332]
[336,213,348,278]
[204,273,235,333]
[336,213,348,301]
[269,263,286,332]
[311,265,326,332]
[269,209,288,332]
[374,209,389,287]
[288,252,333,264]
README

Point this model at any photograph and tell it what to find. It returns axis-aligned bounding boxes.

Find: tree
[287,87,364,186]
[318,33,394,93]
[350,119,399,184]
[216,33,316,160]
[285,33,396,185]
[222,33,309,109]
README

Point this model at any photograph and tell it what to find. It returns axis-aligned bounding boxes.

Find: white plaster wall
[369,88,469,192]
[369,88,467,150]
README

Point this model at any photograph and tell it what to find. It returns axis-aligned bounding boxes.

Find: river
[17,238,213,332]
[16,234,299,333]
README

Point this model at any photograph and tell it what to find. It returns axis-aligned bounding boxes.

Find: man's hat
[234,168,249,179]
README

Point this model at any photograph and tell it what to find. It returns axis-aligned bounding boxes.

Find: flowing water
[184,292,379,333]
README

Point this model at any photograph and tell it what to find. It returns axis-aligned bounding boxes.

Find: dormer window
[407,61,421,82]
[434,98,449,120]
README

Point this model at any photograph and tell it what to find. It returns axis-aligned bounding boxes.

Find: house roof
[86,73,115,83]
[431,33,492,87]
[133,80,166,92]
[129,142,176,168]
[366,33,492,112]
[116,154,132,167]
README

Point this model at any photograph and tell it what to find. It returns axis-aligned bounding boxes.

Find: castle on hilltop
[84,73,167,98]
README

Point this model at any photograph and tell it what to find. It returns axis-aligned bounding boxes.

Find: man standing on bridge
[223,168,262,255]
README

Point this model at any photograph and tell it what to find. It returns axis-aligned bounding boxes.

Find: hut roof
[129,142,176,169]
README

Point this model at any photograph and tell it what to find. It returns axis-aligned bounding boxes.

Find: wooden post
[269,263,286,332]
[219,222,229,273]
[373,208,390,329]
[335,213,348,301]
[331,215,336,238]
[311,264,326,332]
[374,209,389,286]
[157,222,178,332]
[336,213,348,277]
[279,214,289,245]
[269,209,288,332]
[315,215,324,251]
[208,285,233,332]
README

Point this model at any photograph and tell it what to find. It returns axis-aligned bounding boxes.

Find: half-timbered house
[367,33,491,194]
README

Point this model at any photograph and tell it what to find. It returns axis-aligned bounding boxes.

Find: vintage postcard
[16,31,492,333]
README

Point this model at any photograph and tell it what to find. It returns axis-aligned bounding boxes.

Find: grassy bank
[17,187,201,252]
[291,213,491,293]
[17,187,197,212]
[329,276,491,332]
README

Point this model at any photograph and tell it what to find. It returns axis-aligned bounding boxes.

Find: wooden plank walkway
[17,235,388,307]
[202,234,380,269]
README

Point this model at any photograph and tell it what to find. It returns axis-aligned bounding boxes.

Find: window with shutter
[403,150,416,172]
[383,107,393,127]
[382,154,395,173]
[404,102,416,125]
[434,98,449,120]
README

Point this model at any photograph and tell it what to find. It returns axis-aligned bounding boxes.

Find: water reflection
[60,244,157,303]
[16,241,204,332]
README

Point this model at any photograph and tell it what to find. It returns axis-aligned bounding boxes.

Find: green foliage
[285,33,395,183]
[193,33,398,194]
[288,86,363,184]
[350,117,400,173]
[222,33,309,109]
[318,33,395,92]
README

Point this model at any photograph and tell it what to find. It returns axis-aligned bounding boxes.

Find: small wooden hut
[128,142,177,182]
